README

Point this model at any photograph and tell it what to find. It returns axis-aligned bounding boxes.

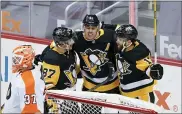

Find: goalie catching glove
[150,64,164,80]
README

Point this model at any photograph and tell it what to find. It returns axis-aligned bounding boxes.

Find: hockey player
[34,27,78,91]
[73,14,120,93]
[101,23,164,81]
[114,24,163,103]
[2,45,45,113]
[34,27,79,113]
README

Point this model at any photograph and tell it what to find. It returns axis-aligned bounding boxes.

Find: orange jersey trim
[21,70,40,114]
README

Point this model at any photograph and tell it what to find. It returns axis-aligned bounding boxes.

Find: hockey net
[46,90,167,114]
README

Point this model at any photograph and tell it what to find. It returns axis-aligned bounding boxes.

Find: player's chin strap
[65,44,71,56]
[121,41,132,52]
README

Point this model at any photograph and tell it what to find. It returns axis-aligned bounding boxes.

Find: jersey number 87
[42,68,56,78]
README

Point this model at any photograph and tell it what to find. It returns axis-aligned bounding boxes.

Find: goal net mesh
[46,90,165,114]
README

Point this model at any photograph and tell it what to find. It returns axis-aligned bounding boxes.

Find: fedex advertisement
[160,35,181,60]
[1,33,181,113]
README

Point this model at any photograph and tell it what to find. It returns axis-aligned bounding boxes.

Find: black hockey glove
[101,21,117,30]
[34,54,43,65]
[107,62,116,80]
[150,64,164,80]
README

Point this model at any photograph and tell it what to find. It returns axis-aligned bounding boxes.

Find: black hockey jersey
[116,40,157,98]
[41,42,77,90]
[73,29,119,92]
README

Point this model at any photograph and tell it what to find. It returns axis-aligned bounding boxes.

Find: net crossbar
[46,90,165,114]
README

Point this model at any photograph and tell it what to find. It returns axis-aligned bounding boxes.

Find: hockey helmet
[52,27,76,46]
[82,14,100,26]
[116,24,138,40]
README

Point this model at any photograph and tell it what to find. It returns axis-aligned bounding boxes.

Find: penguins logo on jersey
[116,54,132,78]
[64,64,77,87]
[80,48,109,76]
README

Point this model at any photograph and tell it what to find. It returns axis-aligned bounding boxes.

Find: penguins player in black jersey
[36,27,79,90]
[73,14,120,94]
[113,24,163,103]
[34,27,80,113]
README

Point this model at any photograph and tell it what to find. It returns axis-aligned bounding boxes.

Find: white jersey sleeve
[2,75,20,113]
[2,66,45,113]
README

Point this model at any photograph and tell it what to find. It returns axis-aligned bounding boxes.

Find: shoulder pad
[132,41,151,60]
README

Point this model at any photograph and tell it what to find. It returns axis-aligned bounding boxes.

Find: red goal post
[46,90,166,114]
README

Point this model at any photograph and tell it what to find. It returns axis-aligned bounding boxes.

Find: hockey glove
[150,64,163,80]
[107,62,116,80]
[101,21,117,30]
[34,54,43,65]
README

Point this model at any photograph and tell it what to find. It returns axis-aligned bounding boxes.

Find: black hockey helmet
[116,24,138,40]
[52,27,77,44]
[82,14,100,26]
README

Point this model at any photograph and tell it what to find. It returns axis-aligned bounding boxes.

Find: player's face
[84,25,99,40]
[56,39,74,51]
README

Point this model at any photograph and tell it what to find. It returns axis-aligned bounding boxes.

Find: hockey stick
[153,0,157,64]
[88,62,115,92]
[88,65,123,92]
[0,104,4,112]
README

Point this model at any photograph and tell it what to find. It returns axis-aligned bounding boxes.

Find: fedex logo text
[1,11,22,33]
[160,35,181,59]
